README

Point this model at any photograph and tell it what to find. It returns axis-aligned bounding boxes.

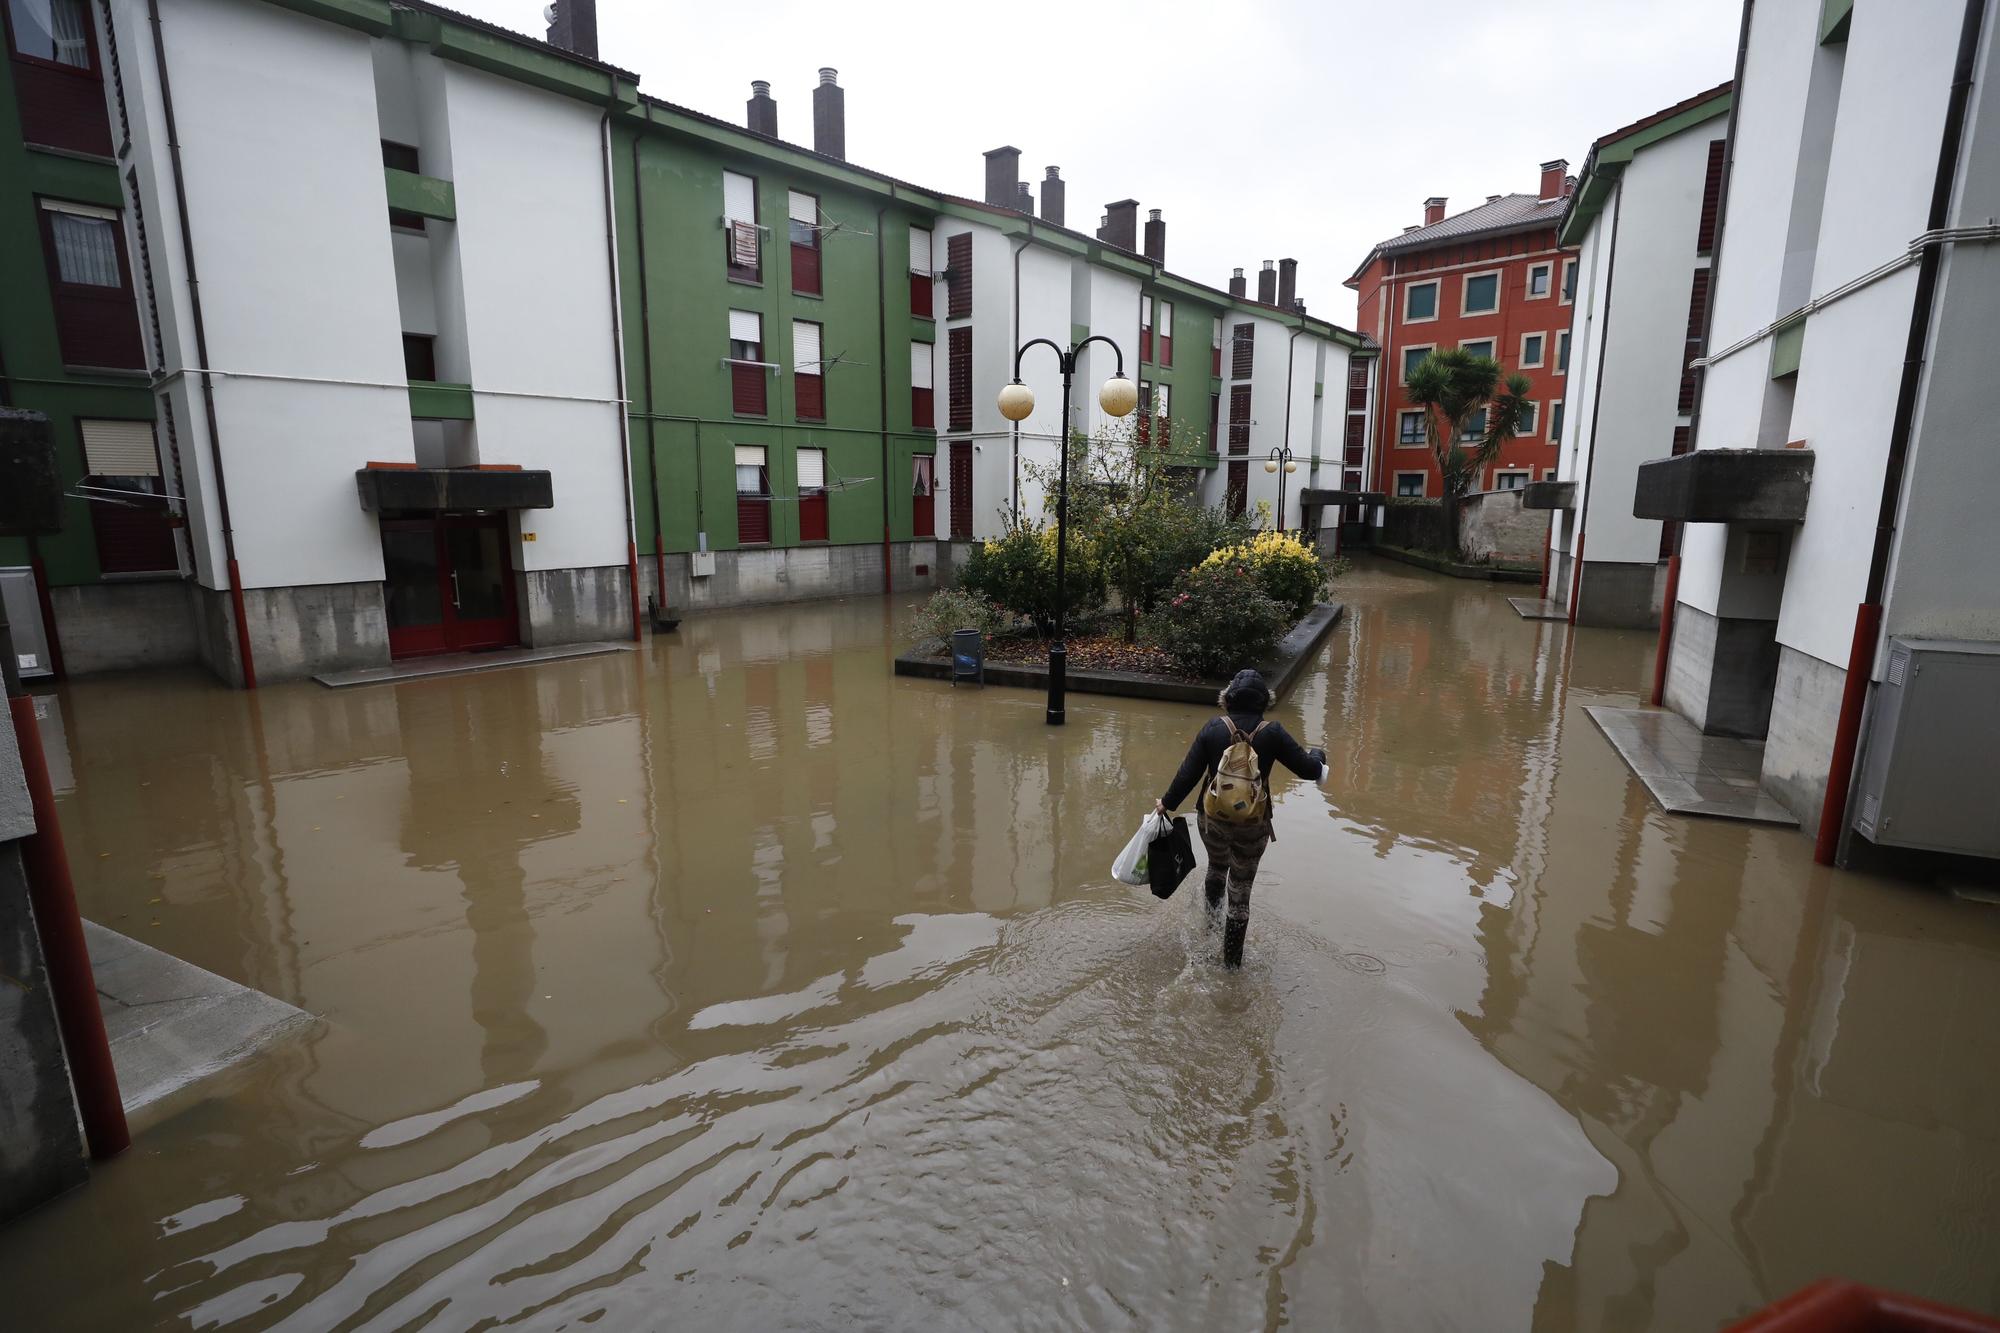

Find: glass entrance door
[382,514,518,659]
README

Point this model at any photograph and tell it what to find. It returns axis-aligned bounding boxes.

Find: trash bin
[950,628,984,687]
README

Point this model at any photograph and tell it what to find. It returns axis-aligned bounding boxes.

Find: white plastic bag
[1111,812,1170,886]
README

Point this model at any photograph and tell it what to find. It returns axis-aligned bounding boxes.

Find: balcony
[407,381,474,421]
[384,168,456,223]
[1521,479,1575,511]
[1633,448,1814,524]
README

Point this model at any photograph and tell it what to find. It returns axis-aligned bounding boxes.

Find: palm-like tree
[1405,349,1533,559]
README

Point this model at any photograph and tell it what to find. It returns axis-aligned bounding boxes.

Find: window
[1347,359,1369,411]
[792,319,824,421]
[1460,407,1488,442]
[37,200,144,369]
[1560,258,1577,304]
[723,170,759,282]
[1556,329,1570,374]
[797,446,828,541]
[1140,296,1154,363]
[1227,459,1248,517]
[1526,263,1551,299]
[1697,138,1725,255]
[6,0,91,66]
[79,418,177,574]
[910,341,934,428]
[788,190,820,297]
[1461,271,1500,315]
[1494,470,1530,490]
[1227,385,1250,453]
[1397,410,1426,447]
[1137,378,1153,443]
[909,226,933,318]
[949,441,973,539]
[1404,281,1438,323]
[945,232,971,318]
[947,326,971,431]
[1231,322,1254,378]
[734,444,770,543]
[1211,315,1223,376]
[382,142,426,231]
[728,309,766,415]
[1460,338,1495,360]
[1516,401,1539,436]
[1520,333,1545,369]
[402,333,436,381]
[1400,344,1433,383]
[911,454,935,538]
[1681,268,1711,410]
[1395,471,1426,498]
[1550,400,1564,442]
[1158,300,1173,367]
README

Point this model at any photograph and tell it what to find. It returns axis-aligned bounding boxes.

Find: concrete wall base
[1571,560,1665,630]
[1761,645,1845,830]
[1549,549,1573,609]
[521,564,631,647]
[640,541,950,616]
[46,579,200,675]
[195,581,391,688]
[1663,601,1782,738]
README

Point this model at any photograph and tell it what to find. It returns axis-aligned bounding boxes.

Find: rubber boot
[1222,917,1247,969]
[1204,880,1225,926]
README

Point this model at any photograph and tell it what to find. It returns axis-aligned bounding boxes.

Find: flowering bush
[959,525,1105,636]
[1146,563,1289,678]
[910,587,1009,647]
[1199,530,1328,620]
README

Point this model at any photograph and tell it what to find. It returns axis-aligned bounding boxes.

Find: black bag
[1148,815,1198,900]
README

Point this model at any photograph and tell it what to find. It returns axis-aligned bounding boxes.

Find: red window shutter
[946,233,972,318]
[799,493,829,542]
[949,442,973,538]
[1696,138,1725,255]
[737,497,771,543]
[1209,393,1221,452]
[1679,269,1711,411]
[1231,323,1254,378]
[912,386,934,429]
[1347,360,1368,411]
[1212,345,1222,376]
[1140,328,1152,363]
[732,362,767,415]
[1159,335,1172,368]
[1228,385,1251,453]
[89,492,178,574]
[791,242,821,296]
[795,372,824,421]
[1344,414,1365,464]
[911,271,932,318]
[12,23,115,158]
[947,327,972,431]
[39,210,146,370]
[1226,461,1248,517]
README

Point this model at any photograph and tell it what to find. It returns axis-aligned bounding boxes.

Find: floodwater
[4,559,1999,1331]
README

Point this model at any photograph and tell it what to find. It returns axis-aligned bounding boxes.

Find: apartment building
[1543,84,1732,629]
[1644,0,2000,858]
[1347,166,1577,503]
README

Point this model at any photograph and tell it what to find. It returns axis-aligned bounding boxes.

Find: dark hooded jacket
[1159,669,1325,812]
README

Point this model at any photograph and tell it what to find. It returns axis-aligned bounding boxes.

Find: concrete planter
[893,602,1344,706]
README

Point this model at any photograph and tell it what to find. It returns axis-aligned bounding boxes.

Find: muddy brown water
[4,558,1998,1330]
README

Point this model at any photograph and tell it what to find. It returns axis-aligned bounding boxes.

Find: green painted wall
[0,62,158,588]
[613,116,941,556]
[1139,286,1226,468]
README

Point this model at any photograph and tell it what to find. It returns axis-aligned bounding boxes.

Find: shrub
[960,525,1105,636]
[1149,504,1256,600]
[1199,529,1328,621]
[1147,563,1289,678]
[910,587,1008,648]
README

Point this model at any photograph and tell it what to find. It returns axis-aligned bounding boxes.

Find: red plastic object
[1726,1279,2000,1332]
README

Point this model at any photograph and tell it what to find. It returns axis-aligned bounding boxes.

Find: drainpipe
[148,0,254,688]
[1567,176,1623,626]
[876,204,892,592]
[1654,0,1754,702]
[629,130,667,617]
[1815,0,1986,866]
[1012,231,1032,520]
[599,111,641,642]
[1281,322,1305,531]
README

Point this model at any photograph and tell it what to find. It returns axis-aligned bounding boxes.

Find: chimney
[1277,257,1297,311]
[1102,199,1139,251]
[1228,267,1246,298]
[1256,259,1276,305]
[984,146,1021,208]
[1015,181,1034,214]
[1423,196,1447,226]
[1143,209,1165,264]
[1486,194,1502,204]
[813,69,845,160]
[1040,166,1065,226]
[543,0,597,58]
[746,81,777,138]
[1539,158,1569,201]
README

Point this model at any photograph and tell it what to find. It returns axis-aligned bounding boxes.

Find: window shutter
[1158,302,1172,338]
[1231,323,1254,378]
[1680,268,1711,411]
[797,447,826,490]
[1347,359,1368,411]
[723,172,755,223]
[946,232,972,318]
[80,419,158,476]
[910,341,932,388]
[1228,385,1251,453]
[1696,138,1725,255]
[729,309,762,347]
[788,191,816,225]
[909,226,932,275]
[948,326,972,431]
[792,321,821,373]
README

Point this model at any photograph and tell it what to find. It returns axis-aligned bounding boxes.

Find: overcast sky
[459,0,1741,328]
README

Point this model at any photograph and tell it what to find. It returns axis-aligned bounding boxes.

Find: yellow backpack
[1202,718,1269,824]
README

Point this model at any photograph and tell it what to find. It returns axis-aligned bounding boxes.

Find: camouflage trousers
[1197,812,1272,924]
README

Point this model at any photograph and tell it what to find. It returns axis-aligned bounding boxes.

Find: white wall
[1553,205,1610,562]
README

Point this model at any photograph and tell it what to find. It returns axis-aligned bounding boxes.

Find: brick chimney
[1102,199,1139,252]
[1277,257,1297,311]
[1228,267,1246,298]
[1539,158,1569,201]
[1423,196,1447,226]
[544,0,597,58]
[813,69,845,160]
[984,146,1021,209]
[746,81,777,138]
[1143,209,1165,264]
[1015,181,1034,214]
[1040,166,1064,226]
[1256,259,1276,305]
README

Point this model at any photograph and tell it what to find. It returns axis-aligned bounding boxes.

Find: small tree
[1405,348,1532,559]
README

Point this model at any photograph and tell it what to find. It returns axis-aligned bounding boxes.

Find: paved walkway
[1507,596,1567,621]
[314,641,630,689]
[1585,706,1798,825]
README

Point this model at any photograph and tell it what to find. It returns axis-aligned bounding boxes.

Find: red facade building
[1346,163,1577,500]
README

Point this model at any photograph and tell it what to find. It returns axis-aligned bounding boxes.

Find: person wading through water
[1156,669,1327,968]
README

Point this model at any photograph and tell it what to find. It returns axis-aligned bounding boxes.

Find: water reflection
[2,563,1997,1330]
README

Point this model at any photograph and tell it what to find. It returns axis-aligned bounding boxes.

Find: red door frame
[382,514,518,659]
[912,455,935,538]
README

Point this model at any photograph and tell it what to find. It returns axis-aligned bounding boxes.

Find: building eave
[1559,84,1733,247]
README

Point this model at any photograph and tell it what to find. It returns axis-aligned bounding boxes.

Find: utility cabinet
[1852,637,2000,859]
[0,568,53,680]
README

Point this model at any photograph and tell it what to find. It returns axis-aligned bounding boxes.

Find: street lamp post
[1265,444,1299,531]
[998,336,1136,725]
